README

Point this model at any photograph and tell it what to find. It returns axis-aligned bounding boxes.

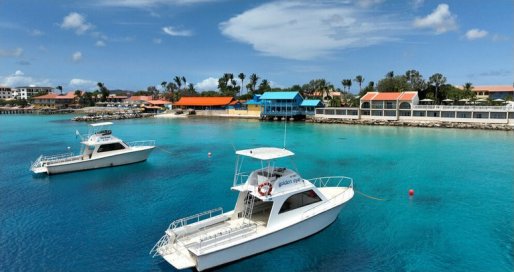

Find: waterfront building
[260,92,305,119]
[0,86,13,100]
[13,86,53,100]
[244,95,262,114]
[315,91,514,124]
[106,94,128,103]
[32,92,77,109]
[469,85,514,100]
[173,97,235,110]
[300,99,324,116]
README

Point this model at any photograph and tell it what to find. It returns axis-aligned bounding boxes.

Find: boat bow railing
[303,176,354,220]
[127,140,156,147]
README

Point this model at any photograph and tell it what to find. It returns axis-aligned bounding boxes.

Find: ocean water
[0,115,512,272]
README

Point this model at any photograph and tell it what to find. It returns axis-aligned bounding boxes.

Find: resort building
[105,94,128,103]
[260,92,304,119]
[13,86,53,100]
[300,99,324,116]
[0,86,13,100]
[173,97,235,110]
[470,85,514,100]
[244,95,262,114]
[31,92,77,109]
[315,91,514,124]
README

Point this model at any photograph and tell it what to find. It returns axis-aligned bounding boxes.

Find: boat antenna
[283,101,288,148]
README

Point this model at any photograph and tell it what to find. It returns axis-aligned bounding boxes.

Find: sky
[0,0,512,93]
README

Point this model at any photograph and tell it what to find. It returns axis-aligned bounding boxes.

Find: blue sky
[0,0,512,93]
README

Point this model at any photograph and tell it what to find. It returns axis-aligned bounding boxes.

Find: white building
[12,86,53,100]
[0,86,13,100]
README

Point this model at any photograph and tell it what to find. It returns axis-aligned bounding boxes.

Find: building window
[279,190,322,214]
[457,112,471,118]
[427,111,440,117]
[399,102,411,109]
[441,111,455,118]
[413,111,426,117]
[361,102,370,108]
[490,112,506,119]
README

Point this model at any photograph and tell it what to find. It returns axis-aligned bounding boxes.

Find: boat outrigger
[30,122,155,175]
[150,147,354,271]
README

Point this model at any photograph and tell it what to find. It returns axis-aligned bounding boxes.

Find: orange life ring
[257,182,273,196]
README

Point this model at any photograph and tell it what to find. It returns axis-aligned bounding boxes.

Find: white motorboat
[150,147,354,271]
[30,122,155,175]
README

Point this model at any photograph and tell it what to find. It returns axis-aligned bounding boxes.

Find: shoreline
[307,117,514,131]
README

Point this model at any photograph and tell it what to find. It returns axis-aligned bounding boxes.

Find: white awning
[90,122,114,127]
[236,147,294,160]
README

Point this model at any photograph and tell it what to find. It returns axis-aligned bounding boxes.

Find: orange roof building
[173,97,235,109]
[32,91,78,108]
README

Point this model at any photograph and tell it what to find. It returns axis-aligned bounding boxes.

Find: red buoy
[409,189,415,196]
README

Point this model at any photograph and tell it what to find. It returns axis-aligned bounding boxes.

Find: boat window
[97,142,125,153]
[279,190,322,214]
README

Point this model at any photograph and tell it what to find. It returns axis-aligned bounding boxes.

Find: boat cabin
[79,122,129,159]
[231,147,325,229]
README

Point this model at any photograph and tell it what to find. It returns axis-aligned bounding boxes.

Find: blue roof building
[300,99,324,115]
[260,91,305,119]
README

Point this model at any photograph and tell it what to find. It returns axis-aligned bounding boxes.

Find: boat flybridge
[151,147,354,271]
[30,122,155,175]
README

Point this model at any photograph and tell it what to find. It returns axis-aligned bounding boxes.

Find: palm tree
[238,73,245,95]
[174,76,182,91]
[341,79,348,92]
[166,82,177,102]
[429,73,447,104]
[386,71,394,78]
[56,85,63,95]
[353,75,364,93]
[463,82,473,91]
[346,79,352,93]
[161,81,167,99]
[249,73,259,93]
[181,76,187,87]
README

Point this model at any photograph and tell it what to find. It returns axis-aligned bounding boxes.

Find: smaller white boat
[30,122,155,175]
[150,147,354,271]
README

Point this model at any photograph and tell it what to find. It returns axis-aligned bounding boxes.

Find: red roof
[361,92,417,101]
[472,85,514,92]
[173,97,235,106]
[33,91,76,100]
[147,99,171,105]
[127,95,152,101]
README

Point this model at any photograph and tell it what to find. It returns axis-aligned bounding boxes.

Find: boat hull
[45,147,154,174]
[195,203,346,271]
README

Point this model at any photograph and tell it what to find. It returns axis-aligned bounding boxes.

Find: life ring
[257,182,273,196]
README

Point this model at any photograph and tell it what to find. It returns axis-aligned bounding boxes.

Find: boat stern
[151,233,197,270]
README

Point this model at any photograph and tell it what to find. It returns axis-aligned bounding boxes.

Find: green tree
[238,73,245,96]
[428,73,447,104]
[404,70,426,93]
[249,73,259,94]
[354,75,364,93]
[97,82,109,102]
[377,75,409,92]
[257,79,271,94]
[56,85,63,95]
[174,76,182,91]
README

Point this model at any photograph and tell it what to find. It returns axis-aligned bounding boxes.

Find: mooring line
[156,146,174,155]
[355,190,387,201]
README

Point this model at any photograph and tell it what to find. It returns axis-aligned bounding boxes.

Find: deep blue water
[0,115,512,272]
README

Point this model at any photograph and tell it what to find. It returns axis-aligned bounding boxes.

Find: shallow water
[0,115,512,271]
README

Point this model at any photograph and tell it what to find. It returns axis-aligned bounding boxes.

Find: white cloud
[220,1,404,60]
[411,0,424,9]
[413,4,457,34]
[0,70,51,87]
[61,12,93,34]
[465,28,488,40]
[96,0,217,7]
[95,40,106,47]
[30,29,44,36]
[69,78,97,90]
[162,26,192,37]
[0,47,23,57]
[195,77,218,91]
[355,0,384,8]
[72,51,82,62]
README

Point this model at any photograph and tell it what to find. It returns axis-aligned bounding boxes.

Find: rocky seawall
[308,118,514,131]
[72,112,155,122]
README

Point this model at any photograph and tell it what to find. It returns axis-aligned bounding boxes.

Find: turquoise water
[0,115,512,271]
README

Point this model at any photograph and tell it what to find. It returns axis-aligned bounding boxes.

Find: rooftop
[173,96,234,106]
[260,92,301,100]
